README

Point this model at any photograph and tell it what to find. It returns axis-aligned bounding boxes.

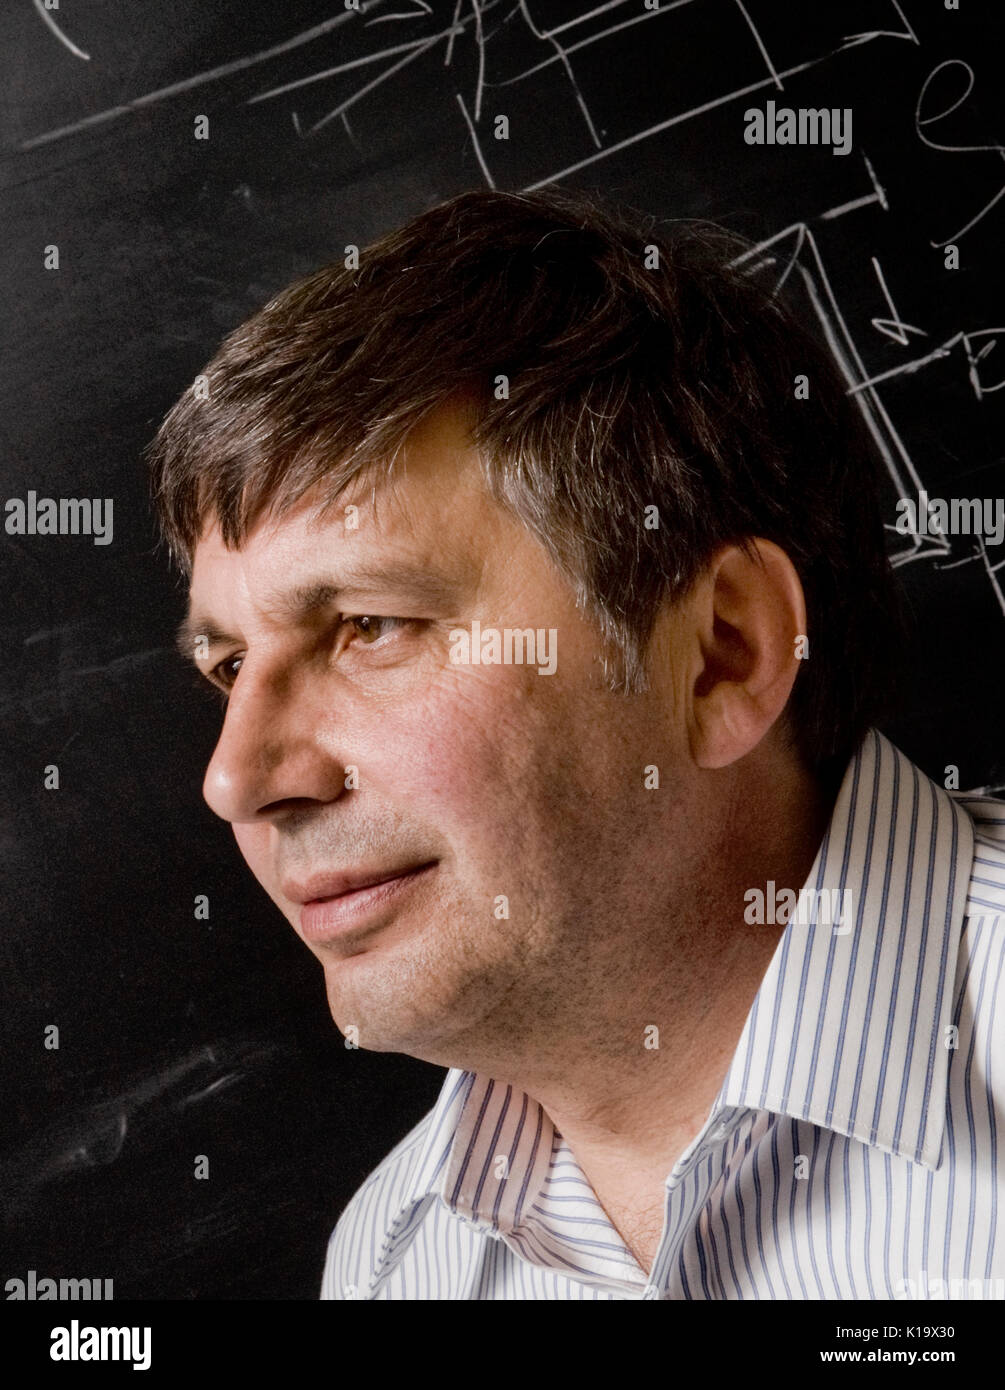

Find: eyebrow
[175,560,466,663]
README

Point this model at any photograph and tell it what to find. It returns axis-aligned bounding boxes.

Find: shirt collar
[392,727,975,1255]
[407,1069,557,1233]
[715,726,973,1169]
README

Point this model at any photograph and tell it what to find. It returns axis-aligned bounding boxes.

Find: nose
[202,658,348,824]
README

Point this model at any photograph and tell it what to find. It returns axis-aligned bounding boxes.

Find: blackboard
[2,0,1003,1301]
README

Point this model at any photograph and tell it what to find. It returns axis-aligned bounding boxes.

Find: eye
[346,615,406,645]
[211,653,244,689]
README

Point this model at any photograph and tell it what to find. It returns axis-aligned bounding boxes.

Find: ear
[688,540,807,770]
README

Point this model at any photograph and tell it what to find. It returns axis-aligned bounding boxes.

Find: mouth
[288,861,439,945]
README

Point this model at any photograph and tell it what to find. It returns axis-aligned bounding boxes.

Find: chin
[322,966,427,1055]
[324,968,471,1061]
[327,1009,425,1057]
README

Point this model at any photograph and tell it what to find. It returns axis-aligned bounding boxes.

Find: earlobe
[688,540,806,770]
[691,683,764,769]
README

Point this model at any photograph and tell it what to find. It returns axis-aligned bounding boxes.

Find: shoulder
[953,789,1005,918]
[952,788,1005,834]
[320,1108,437,1300]
[946,790,1005,1067]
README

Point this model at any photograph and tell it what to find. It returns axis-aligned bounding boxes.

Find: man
[148,189,1005,1300]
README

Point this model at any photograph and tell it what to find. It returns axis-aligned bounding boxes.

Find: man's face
[186,403,703,1071]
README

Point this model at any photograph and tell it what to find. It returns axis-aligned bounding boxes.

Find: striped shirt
[321,729,1005,1299]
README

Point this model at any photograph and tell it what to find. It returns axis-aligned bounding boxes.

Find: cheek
[350,669,544,822]
[233,823,272,880]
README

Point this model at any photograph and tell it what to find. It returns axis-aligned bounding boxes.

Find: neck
[489,747,834,1245]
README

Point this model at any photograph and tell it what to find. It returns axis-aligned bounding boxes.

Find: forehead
[186,402,507,610]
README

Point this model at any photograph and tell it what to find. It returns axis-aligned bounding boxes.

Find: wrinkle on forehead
[184,406,522,641]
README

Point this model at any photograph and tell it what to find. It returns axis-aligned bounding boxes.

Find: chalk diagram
[19,0,1005,657]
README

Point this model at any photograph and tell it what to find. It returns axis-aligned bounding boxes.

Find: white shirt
[321,729,1005,1299]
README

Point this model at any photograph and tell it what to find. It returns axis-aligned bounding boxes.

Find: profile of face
[185,402,788,1076]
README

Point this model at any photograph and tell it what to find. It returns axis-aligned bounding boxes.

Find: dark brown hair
[147,187,903,778]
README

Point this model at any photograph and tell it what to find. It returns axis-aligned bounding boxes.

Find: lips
[283,863,435,906]
[287,860,439,945]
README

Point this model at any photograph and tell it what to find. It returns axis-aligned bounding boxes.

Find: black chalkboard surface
[2,1,1003,1300]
